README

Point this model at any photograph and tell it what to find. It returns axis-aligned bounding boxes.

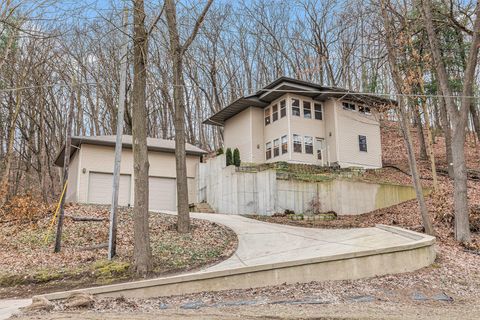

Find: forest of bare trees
[1,0,480,246]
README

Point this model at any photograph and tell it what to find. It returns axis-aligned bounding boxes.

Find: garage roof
[203,76,397,126]
[54,135,207,167]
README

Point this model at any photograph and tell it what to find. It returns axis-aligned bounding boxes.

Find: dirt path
[12,301,480,320]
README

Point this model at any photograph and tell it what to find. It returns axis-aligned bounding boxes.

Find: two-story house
[204,77,394,169]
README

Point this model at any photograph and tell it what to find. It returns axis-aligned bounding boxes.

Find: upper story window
[343,102,356,111]
[264,107,271,126]
[314,103,323,120]
[359,135,367,152]
[280,100,286,118]
[281,135,288,154]
[359,106,371,115]
[305,136,313,154]
[266,141,272,159]
[272,104,278,122]
[273,138,280,157]
[292,98,300,116]
[303,101,312,119]
[293,134,302,153]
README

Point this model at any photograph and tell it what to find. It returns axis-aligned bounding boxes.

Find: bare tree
[421,0,480,242]
[164,0,213,233]
[132,0,152,274]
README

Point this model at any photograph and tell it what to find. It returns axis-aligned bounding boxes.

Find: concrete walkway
[0,212,435,319]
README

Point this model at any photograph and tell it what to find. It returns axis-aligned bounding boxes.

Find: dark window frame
[281,135,288,154]
[292,98,301,116]
[266,141,272,159]
[272,104,279,122]
[359,106,371,115]
[342,102,356,111]
[359,135,368,152]
[303,101,312,119]
[273,138,280,157]
[305,136,313,154]
[293,134,302,153]
[264,107,271,126]
[280,100,286,118]
[314,103,323,120]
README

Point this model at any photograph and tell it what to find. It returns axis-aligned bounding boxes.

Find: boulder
[24,296,54,312]
[64,292,95,308]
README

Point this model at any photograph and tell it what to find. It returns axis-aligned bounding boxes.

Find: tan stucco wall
[65,149,80,202]
[224,107,254,162]
[251,107,265,163]
[68,144,200,205]
[223,95,382,169]
[334,101,382,168]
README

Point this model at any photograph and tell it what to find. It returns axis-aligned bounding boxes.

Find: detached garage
[54,135,206,211]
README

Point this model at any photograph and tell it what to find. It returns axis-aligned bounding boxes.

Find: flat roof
[54,135,207,167]
[203,76,396,126]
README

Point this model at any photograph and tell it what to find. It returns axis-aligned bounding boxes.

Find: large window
[359,135,367,152]
[343,102,356,111]
[359,106,371,114]
[280,100,286,118]
[305,136,313,154]
[266,141,272,159]
[272,104,278,122]
[303,101,312,119]
[293,134,302,153]
[264,107,271,126]
[281,135,288,154]
[273,139,280,157]
[292,98,300,116]
[314,103,323,120]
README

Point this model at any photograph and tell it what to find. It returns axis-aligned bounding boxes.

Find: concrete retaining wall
[197,156,419,215]
[37,225,435,301]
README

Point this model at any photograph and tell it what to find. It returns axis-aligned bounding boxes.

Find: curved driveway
[163,211,428,273]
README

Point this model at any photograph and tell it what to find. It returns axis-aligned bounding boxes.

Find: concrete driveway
[171,212,428,273]
[1,211,434,319]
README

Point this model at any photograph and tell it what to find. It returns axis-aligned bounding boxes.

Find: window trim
[314,103,323,120]
[303,101,312,119]
[342,102,356,111]
[266,141,272,160]
[305,136,313,154]
[358,135,368,152]
[272,104,279,122]
[273,138,280,157]
[293,134,302,153]
[264,107,271,126]
[359,105,371,115]
[315,137,323,160]
[280,99,287,118]
[281,135,288,154]
[292,98,301,117]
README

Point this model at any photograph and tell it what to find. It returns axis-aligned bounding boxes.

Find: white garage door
[149,177,176,211]
[88,172,131,206]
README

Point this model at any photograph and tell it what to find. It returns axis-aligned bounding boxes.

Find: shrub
[225,148,233,166]
[233,148,241,167]
[216,147,224,155]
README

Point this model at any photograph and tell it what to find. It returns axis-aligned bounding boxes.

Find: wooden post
[54,77,76,253]
[108,7,129,260]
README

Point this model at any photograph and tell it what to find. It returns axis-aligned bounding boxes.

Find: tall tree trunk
[421,0,480,242]
[164,0,213,234]
[438,95,454,177]
[380,0,434,235]
[414,105,428,160]
[132,0,152,274]
[0,90,22,207]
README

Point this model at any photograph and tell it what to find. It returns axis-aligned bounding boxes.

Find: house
[204,77,394,169]
[54,135,207,210]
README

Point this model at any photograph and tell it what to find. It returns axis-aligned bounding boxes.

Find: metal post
[108,7,129,260]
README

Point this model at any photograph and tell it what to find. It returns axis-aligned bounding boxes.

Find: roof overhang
[202,77,397,127]
[54,136,207,167]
